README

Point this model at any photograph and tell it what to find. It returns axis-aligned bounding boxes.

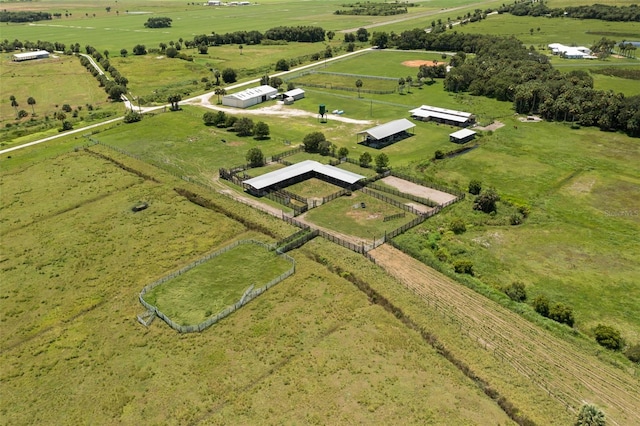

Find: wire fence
[138,240,295,333]
[390,170,466,198]
[367,181,438,208]
[361,187,425,217]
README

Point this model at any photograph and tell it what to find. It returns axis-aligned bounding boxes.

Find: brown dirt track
[402,60,440,67]
[370,244,640,425]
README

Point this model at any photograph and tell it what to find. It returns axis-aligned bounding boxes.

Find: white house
[206,0,222,5]
[222,85,278,108]
[548,43,596,59]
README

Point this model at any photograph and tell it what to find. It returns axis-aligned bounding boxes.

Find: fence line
[139,240,295,333]
[361,187,424,217]
[390,170,465,198]
[367,181,438,208]
[384,212,406,222]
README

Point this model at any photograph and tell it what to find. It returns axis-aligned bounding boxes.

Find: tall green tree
[303,132,326,153]
[27,97,36,115]
[253,121,270,140]
[214,87,226,104]
[359,151,372,167]
[375,153,389,172]
[246,147,264,167]
[9,95,19,117]
[168,94,182,111]
[355,79,363,98]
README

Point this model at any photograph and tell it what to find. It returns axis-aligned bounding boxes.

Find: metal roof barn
[409,105,475,127]
[12,50,50,62]
[243,160,365,191]
[222,85,278,108]
[358,119,415,141]
[449,128,477,143]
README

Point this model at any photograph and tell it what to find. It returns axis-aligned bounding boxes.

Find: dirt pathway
[370,244,640,425]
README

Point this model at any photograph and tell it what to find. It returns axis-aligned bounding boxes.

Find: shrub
[246,147,264,167]
[435,247,450,262]
[123,110,142,123]
[234,117,254,136]
[253,121,270,140]
[359,152,372,167]
[532,295,550,317]
[504,281,527,302]
[203,111,216,126]
[222,68,237,83]
[473,187,500,213]
[224,115,237,128]
[275,58,289,71]
[453,259,474,275]
[625,344,640,363]
[434,149,445,159]
[575,404,606,426]
[303,131,326,153]
[450,218,466,234]
[510,213,523,225]
[468,179,482,195]
[548,302,574,327]
[593,324,623,351]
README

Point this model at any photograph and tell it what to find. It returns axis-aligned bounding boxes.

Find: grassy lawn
[290,72,399,93]
[304,190,417,239]
[143,242,293,325]
[286,177,343,199]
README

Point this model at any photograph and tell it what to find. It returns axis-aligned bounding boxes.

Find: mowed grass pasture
[0,149,516,425]
[143,242,293,325]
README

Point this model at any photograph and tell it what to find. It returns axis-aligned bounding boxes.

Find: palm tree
[27,97,36,115]
[167,94,182,111]
[214,87,226,104]
[575,404,606,426]
[10,95,19,118]
[405,76,413,93]
[214,69,221,86]
[355,79,363,98]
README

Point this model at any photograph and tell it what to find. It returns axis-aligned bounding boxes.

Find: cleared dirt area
[370,244,640,426]
[402,60,440,67]
[381,176,457,205]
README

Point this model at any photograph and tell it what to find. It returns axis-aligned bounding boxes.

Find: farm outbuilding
[279,88,305,101]
[548,43,596,59]
[449,128,477,144]
[243,160,365,196]
[222,85,278,108]
[410,105,475,127]
[12,50,50,62]
[358,118,415,148]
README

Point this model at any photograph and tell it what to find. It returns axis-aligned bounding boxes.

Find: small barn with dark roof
[357,118,415,148]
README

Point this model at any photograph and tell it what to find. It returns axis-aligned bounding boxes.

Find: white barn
[12,50,50,62]
[222,85,278,108]
[548,43,596,59]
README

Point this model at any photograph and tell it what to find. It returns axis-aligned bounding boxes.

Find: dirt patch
[517,115,542,123]
[381,176,457,206]
[475,121,504,131]
[402,60,440,68]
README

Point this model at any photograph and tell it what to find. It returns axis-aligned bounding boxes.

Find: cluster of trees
[259,74,285,90]
[184,25,327,49]
[202,111,270,139]
[532,295,575,327]
[0,39,68,53]
[144,17,172,28]
[0,11,52,22]
[500,1,640,22]
[591,66,640,80]
[80,45,129,101]
[344,28,370,43]
[263,26,326,43]
[334,2,414,16]
[7,95,36,119]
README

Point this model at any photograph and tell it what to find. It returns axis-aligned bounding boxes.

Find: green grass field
[304,190,417,239]
[143,242,293,325]
[286,177,342,199]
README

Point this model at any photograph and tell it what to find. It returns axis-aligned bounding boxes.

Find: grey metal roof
[244,160,365,190]
[358,118,415,141]
[225,85,278,101]
[410,108,470,123]
[412,105,473,118]
[449,128,476,139]
[283,88,305,97]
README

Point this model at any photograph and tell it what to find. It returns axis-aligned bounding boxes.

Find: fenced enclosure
[138,240,295,333]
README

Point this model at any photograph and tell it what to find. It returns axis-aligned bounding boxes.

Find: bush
[473,187,500,213]
[593,324,623,351]
[275,58,289,71]
[532,295,550,317]
[222,68,237,84]
[510,213,523,225]
[203,111,216,126]
[548,302,574,327]
[234,117,254,136]
[303,131,326,153]
[450,218,466,234]
[453,259,474,275]
[468,179,482,195]
[359,152,372,168]
[575,404,606,426]
[434,149,445,159]
[504,281,527,302]
[246,147,265,167]
[253,121,270,139]
[123,110,142,123]
[625,344,640,363]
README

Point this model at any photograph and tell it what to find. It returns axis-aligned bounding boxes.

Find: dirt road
[370,244,640,425]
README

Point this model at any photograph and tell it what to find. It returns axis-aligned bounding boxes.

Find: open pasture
[0,147,517,425]
[289,72,399,93]
[303,190,417,239]
[0,53,114,133]
[143,242,293,325]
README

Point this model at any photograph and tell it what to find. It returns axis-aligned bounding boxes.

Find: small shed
[449,128,476,144]
[282,88,305,101]
[12,50,50,62]
[222,85,278,108]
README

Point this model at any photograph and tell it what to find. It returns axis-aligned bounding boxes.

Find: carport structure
[357,118,415,148]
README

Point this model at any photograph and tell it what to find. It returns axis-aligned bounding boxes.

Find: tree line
[499,0,640,22]
[0,11,52,22]
[79,45,129,101]
[334,2,414,16]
